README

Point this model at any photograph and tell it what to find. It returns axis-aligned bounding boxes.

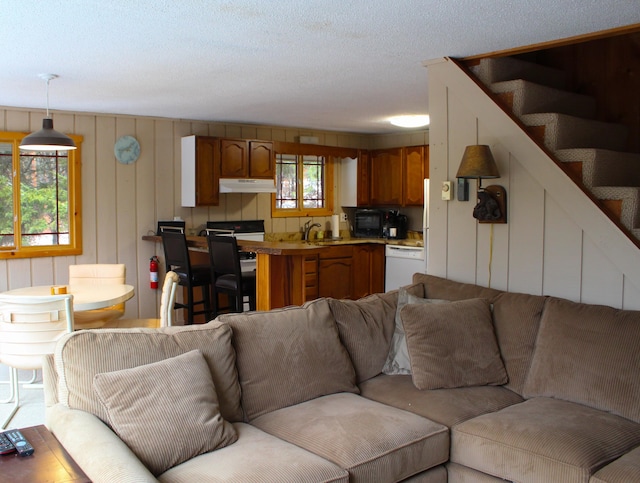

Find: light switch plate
[442,181,452,200]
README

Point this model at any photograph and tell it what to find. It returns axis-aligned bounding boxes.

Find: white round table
[1,284,135,311]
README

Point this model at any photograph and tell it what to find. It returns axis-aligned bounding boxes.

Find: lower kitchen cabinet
[316,244,384,300]
[318,246,353,300]
[352,244,385,298]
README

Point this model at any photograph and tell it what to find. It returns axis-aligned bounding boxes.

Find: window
[273,151,334,217]
[0,132,82,259]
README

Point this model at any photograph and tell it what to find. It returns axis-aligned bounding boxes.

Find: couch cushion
[218,298,358,421]
[252,393,449,483]
[490,291,546,395]
[401,298,507,390]
[382,288,449,376]
[413,273,502,302]
[54,323,243,423]
[412,274,547,397]
[158,423,349,483]
[446,462,508,483]
[327,289,402,383]
[359,374,523,427]
[451,397,640,483]
[591,445,640,483]
[93,350,238,476]
[523,297,640,422]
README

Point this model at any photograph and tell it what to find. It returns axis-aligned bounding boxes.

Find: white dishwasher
[385,245,425,291]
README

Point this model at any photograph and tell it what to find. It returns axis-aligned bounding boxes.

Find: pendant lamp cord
[45,76,51,118]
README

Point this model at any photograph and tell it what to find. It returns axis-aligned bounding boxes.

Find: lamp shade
[19,118,76,151]
[456,145,499,179]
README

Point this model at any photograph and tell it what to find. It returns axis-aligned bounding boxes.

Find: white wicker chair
[0,293,74,428]
[104,271,180,328]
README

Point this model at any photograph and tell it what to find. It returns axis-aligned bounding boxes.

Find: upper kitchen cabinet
[220,139,275,179]
[182,135,220,207]
[370,147,404,206]
[403,145,429,206]
[369,145,429,207]
[339,150,370,207]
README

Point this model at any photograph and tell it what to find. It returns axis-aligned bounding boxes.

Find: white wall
[426,58,640,310]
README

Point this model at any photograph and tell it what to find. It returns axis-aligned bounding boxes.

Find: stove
[205,220,264,273]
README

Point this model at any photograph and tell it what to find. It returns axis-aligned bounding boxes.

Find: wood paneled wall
[426,58,640,310]
[0,106,427,318]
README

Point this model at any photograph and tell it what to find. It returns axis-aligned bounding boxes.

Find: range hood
[219,178,276,193]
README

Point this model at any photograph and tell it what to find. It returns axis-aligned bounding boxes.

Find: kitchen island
[142,235,400,311]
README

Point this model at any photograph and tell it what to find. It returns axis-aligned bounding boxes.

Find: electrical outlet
[340,212,348,222]
[442,181,453,201]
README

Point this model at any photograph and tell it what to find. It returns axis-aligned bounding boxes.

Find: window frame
[0,131,83,259]
[270,142,358,219]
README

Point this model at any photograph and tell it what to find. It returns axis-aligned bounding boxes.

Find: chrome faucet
[303,220,321,241]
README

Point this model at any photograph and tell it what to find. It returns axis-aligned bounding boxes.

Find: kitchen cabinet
[304,254,319,301]
[339,150,370,207]
[220,139,274,179]
[403,145,429,206]
[318,245,353,299]
[369,145,429,207]
[181,135,220,207]
[316,243,384,300]
[370,147,404,206]
[352,244,385,298]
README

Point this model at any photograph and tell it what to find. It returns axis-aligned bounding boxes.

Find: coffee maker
[382,210,408,239]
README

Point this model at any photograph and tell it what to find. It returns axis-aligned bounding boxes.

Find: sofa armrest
[46,403,158,483]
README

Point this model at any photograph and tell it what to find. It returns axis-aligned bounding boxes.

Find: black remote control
[3,430,34,456]
[0,432,15,455]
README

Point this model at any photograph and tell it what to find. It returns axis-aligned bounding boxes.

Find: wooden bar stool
[207,234,256,317]
[160,231,213,324]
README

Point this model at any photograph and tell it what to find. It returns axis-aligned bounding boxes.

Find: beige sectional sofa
[43,274,640,482]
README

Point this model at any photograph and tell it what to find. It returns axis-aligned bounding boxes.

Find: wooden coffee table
[0,425,89,482]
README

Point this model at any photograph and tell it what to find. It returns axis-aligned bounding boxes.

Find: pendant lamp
[19,74,76,151]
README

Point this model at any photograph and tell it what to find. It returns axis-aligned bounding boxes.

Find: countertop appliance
[382,210,408,240]
[354,209,383,238]
[384,244,425,291]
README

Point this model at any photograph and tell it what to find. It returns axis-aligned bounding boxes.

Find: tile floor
[0,365,45,431]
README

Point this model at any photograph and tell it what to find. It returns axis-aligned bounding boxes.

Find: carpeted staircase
[469,56,640,243]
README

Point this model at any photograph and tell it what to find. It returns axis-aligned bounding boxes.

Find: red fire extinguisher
[150,256,159,289]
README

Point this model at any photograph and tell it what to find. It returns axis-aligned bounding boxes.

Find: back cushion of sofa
[523,297,640,423]
[328,284,423,383]
[413,274,502,302]
[54,322,243,423]
[412,274,546,395]
[218,298,358,421]
[492,292,546,394]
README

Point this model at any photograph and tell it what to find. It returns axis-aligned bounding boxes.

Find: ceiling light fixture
[389,115,430,128]
[19,74,76,151]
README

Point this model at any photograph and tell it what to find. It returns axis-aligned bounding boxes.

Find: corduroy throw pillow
[401,298,507,390]
[93,350,238,476]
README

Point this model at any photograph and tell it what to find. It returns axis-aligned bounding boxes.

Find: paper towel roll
[331,214,340,239]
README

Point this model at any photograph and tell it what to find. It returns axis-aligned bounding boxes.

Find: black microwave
[354,209,383,238]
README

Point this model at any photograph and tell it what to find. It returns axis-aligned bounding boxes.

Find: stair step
[555,149,640,188]
[591,186,640,230]
[520,113,628,151]
[471,57,566,89]
[490,80,597,118]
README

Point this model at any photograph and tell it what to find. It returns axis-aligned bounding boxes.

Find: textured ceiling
[2,1,639,134]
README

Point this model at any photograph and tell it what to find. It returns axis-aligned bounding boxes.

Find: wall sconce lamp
[456,145,507,223]
[19,74,76,152]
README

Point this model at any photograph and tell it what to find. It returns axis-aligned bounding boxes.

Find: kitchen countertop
[141,235,424,254]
